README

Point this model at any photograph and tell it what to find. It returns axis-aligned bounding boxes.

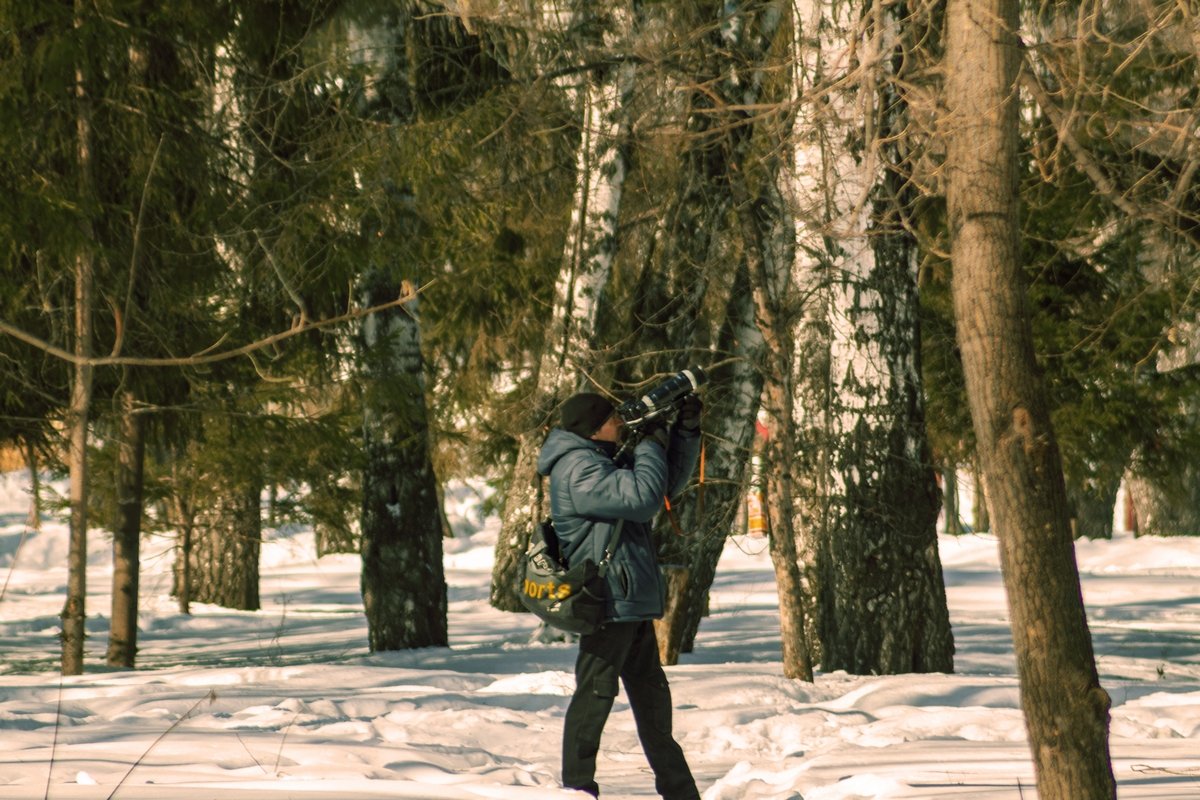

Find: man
[536,389,703,800]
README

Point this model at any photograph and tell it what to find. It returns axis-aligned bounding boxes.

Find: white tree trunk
[543,57,636,382]
[490,4,639,611]
[788,0,952,674]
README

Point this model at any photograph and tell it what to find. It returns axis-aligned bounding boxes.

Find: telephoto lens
[616,366,707,429]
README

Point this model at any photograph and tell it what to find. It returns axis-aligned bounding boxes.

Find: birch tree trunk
[490,3,638,611]
[107,389,145,667]
[944,0,1116,795]
[62,0,96,676]
[790,0,952,676]
[360,277,448,650]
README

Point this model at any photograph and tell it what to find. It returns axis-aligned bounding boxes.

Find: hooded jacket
[536,426,701,623]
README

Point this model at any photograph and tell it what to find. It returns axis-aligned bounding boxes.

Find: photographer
[536,388,703,800]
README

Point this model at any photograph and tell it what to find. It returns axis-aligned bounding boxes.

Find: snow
[2,469,1199,799]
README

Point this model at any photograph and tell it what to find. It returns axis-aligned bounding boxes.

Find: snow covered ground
[1,469,1199,799]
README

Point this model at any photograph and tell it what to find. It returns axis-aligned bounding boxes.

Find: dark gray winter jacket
[536,426,701,622]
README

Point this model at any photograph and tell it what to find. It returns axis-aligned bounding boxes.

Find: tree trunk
[107,389,145,667]
[647,0,787,663]
[740,166,815,680]
[170,487,196,615]
[1066,471,1122,540]
[660,263,769,661]
[188,483,262,611]
[490,426,551,611]
[1126,468,1200,537]
[359,277,448,650]
[972,459,990,532]
[755,347,815,682]
[943,467,962,536]
[490,4,638,611]
[789,0,953,676]
[62,0,96,676]
[679,0,823,681]
[23,440,41,531]
[652,565,690,665]
[945,0,1116,795]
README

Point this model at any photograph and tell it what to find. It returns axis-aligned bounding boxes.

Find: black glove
[641,420,670,451]
[677,394,703,433]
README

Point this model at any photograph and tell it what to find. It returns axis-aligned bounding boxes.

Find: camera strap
[537,473,626,573]
[596,519,625,577]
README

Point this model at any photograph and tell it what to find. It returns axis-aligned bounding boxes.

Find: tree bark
[23,440,41,531]
[188,482,262,611]
[1065,471,1121,540]
[944,0,1116,796]
[972,459,990,532]
[652,565,690,664]
[788,0,953,676]
[359,276,448,650]
[1126,468,1200,537]
[107,389,145,667]
[170,483,196,615]
[740,166,815,681]
[761,371,814,681]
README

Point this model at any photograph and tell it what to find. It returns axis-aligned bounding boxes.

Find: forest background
[1,1,1197,798]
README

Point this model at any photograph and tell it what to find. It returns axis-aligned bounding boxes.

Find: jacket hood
[536,428,609,476]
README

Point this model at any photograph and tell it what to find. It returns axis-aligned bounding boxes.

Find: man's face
[590,412,624,443]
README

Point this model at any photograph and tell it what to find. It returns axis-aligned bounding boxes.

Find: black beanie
[560,392,615,438]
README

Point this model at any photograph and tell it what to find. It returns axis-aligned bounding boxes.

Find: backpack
[516,517,624,636]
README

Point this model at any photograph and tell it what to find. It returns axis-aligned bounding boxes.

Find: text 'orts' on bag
[516,517,620,635]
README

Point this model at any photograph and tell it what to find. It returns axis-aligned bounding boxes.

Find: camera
[615,366,707,431]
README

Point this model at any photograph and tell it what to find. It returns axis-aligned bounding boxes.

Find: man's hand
[677,394,702,433]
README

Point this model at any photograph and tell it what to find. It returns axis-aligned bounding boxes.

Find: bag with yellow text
[516,518,622,635]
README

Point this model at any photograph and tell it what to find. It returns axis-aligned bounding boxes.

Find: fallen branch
[107,689,218,800]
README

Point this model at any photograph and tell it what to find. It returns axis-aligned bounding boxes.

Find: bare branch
[1020,67,1148,222]
[0,280,435,369]
[255,229,309,323]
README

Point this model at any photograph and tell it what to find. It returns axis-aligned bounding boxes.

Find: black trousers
[562,621,700,799]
